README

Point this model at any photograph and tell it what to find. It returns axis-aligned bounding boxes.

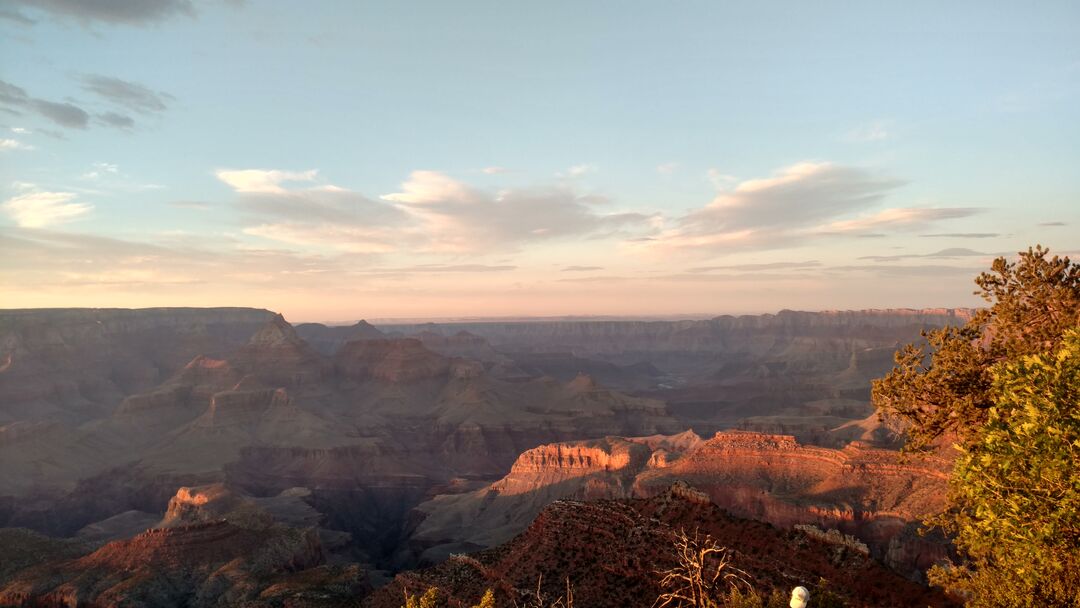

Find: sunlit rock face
[410,431,948,578]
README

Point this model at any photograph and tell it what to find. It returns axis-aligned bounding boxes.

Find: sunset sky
[2,1,1078,322]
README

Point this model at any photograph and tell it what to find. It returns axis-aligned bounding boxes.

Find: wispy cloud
[242,222,402,254]
[217,168,319,194]
[81,162,119,180]
[920,232,999,238]
[687,260,822,273]
[481,166,509,175]
[81,75,172,114]
[382,170,651,253]
[558,163,597,178]
[0,7,36,24]
[386,264,517,273]
[32,99,90,129]
[824,264,982,278]
[0,138,34,151]
[858,247,988,262]
[820,207,981,234]
[222,168,654,255]
[0,228,349,293]
[0,79,92,130]
[640,162,904,253]
[844,120,891,142]
[8,0,196,26]
[98,112,135,129]
[562,265,604,272]
[168,200,212,210]
[1038,221,1067,227]
[2,188,93,227]
[656,162,679,175]
[706,169,737,189]
[635,162,982,255]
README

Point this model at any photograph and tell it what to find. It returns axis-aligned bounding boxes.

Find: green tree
[872,246,1080,450]
[928,329,1080,606]
[872,246,1080,606]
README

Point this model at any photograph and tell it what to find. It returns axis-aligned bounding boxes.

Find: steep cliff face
[634,432,951,579]
[0,307,275,425]
[409,431,948,577]
[231,314,331,387]
[371,489,955,608]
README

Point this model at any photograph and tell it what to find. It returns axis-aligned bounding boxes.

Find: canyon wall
[410,431,950,578]
[378,309,973,355]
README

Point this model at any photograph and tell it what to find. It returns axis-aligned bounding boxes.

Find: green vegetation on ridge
[873,246,1080,607]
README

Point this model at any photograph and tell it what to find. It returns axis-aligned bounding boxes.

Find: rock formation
[379,309,972,439]
[294,320,386,355]
[369,487,955,608]
[0,307,964,600]
[0,482,368,607]
[0,308,682,572]
[0,307,275,425]
[409,431,949,578]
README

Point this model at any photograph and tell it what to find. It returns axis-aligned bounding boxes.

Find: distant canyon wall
[378,309,974,356]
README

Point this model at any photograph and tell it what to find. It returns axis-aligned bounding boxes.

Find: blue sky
[1,1,1078,321]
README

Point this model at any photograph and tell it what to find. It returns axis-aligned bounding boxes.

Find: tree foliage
[473,589,496,608]
[928,329,1080,606]
[872,246,1080,606]
[872,246,1080,450]
[402,587,440,608]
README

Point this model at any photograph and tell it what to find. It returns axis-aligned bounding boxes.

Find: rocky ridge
[369,486,955,608]
[410,431,950,578]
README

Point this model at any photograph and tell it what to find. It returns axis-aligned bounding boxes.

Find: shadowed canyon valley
[0,307,967,607]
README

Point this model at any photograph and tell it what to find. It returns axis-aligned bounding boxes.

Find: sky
[1,1,1078,322]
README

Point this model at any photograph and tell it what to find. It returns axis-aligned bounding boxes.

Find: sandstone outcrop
[409,431,948,578]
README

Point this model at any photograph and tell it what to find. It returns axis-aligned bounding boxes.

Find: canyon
[0,307,968,606]
[409,432,950,579]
